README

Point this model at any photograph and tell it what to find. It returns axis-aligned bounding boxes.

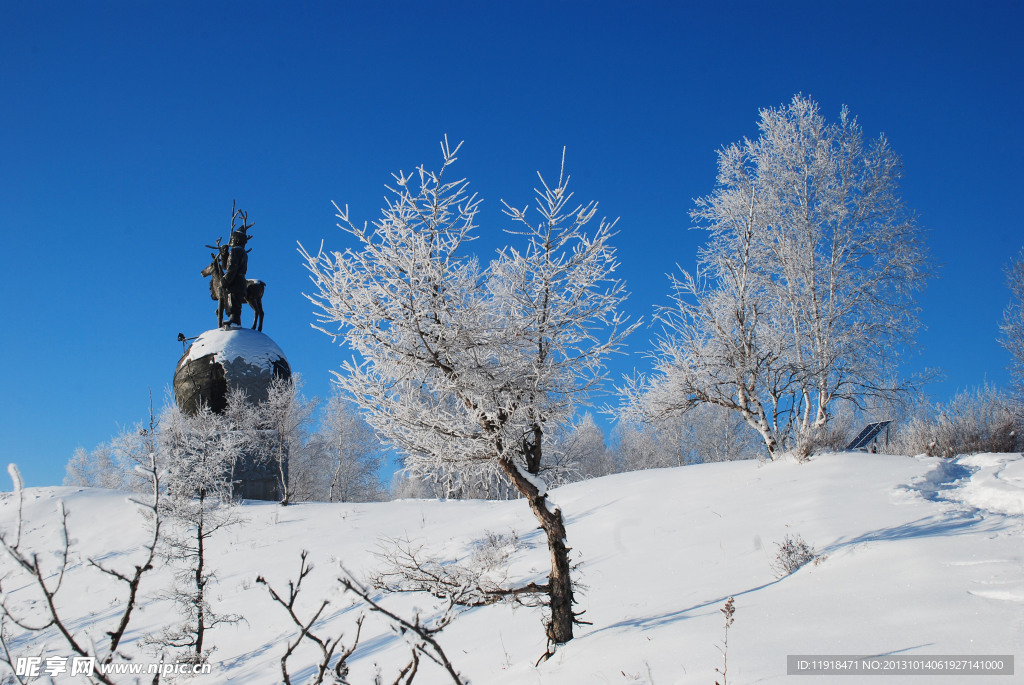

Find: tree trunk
[195,500,206,657]
[498,456,575,645]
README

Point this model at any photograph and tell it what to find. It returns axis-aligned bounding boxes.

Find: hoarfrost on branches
[1000,248,1024,395]
[622,94,933,458]
[300,139,638,647]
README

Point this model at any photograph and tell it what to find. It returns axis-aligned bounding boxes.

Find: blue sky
[2,1,1021,487]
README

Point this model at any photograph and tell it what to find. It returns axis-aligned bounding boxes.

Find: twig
[257,550,363,685]
[338,572,467,685]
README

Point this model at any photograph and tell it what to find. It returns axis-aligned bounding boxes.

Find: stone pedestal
[173,327,292,501]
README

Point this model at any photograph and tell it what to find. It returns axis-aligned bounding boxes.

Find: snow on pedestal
[173,327,291,415]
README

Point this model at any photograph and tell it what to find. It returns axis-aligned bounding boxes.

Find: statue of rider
[222,226,249,327]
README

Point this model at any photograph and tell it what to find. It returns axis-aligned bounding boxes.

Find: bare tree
[624,95,932,457]
[258,549,468,684]
[0,402,164,684]
[339,570,466,684]
[301,140,637,648]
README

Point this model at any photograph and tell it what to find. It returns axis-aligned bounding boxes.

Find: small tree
[614,404,761,472]
[249,376,319,506]
[64,413,164,492]
[301,140,637,647]
[308,393,385,502]
[554,413,616,482]
[150,403,243,663]
[64,443,125,490]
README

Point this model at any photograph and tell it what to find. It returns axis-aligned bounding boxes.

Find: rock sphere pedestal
[174,327,291,415]
[173,327,291,501]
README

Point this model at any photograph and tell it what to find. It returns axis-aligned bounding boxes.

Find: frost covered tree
[624,95,932,457]
[614,404,760,471]
[552,413,615,482]
[64,412,164,492]
[301,140,637,647]
[64,442,128,490]
[248,376,318,506]
[1000,248,1024,394]
[151,402,243,663]
[304,393,385,503]
[677,404,762,463]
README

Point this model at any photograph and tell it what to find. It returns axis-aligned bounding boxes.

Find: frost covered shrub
[64,422,160,492]
[612,404,762,473]
[471,530,523,571]
[795,411,857,460]
[888,385,1023,458]
[770,533,817,577]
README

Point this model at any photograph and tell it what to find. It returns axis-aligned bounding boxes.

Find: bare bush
[770,533,819,577]
[794,410,857,460]
[339,569,466,684]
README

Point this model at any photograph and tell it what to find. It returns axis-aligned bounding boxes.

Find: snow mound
[951,452,1024,515]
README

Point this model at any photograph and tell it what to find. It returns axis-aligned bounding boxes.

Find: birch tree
[624,95,932,456]
[301,139,637,648]
[314,393,385,502]
[1000,248,1024,394]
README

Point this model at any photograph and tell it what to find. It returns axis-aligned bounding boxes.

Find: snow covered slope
[1,452,1021,683]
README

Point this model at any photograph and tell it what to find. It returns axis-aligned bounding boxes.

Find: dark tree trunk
[195,498,206,657]
[498,456,575,645]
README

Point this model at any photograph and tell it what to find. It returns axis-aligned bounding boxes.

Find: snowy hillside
[1,452,1021,684]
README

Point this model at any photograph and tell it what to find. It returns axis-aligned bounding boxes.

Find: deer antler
[204,236,223,250]
[229,200,254,239]
[238,209,254,233]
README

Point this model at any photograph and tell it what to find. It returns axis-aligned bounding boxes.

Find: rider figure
[223,228,248,327]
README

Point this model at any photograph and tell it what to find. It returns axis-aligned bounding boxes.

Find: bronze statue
[223,224,249,326]
[202,204,266,331]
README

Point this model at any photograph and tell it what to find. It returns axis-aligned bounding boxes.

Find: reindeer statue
[202,206,267,331]
[202,244,266,331]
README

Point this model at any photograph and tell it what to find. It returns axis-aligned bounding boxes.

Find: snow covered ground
[1,451,1021,684]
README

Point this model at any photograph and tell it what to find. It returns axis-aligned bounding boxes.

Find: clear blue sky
[2,1,1021,487]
